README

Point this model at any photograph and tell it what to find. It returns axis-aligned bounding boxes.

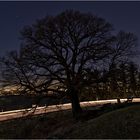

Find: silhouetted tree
[1,10,138,119]
[118,62,128,97]
[0,51,65,104]
[137,71,140,95]
[127,62,138,95]
[101,31,138,98]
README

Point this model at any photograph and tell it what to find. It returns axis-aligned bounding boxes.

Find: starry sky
[0,1,140,62]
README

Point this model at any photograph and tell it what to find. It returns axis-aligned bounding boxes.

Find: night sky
[0,1,140,62]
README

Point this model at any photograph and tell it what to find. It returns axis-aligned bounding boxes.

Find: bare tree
[127,62,138,96]
[1,10,138,118]
[0,50,65,104]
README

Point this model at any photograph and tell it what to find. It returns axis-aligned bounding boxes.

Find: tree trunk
[67,87,83,119]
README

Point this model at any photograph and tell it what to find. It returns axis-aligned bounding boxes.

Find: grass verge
[0,102,140,139]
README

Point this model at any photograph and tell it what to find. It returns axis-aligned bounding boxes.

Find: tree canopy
[0,10,138,118]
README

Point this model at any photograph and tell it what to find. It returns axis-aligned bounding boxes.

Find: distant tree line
[80,61,140,101]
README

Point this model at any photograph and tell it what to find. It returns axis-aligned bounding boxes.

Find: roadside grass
[0,109,74,139]
[0,102,140,139]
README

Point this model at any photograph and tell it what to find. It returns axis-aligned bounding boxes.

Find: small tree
[118,62,128,97]
[128,62,138,95]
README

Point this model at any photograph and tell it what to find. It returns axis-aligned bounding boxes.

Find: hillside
[0,103,140,139]
[60,104,140,139]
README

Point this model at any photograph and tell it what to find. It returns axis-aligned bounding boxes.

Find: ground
[0,102,140,139]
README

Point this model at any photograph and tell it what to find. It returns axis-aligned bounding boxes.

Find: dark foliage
[0,10,138,118]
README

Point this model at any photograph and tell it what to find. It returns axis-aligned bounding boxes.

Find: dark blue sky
[0,1,140,61]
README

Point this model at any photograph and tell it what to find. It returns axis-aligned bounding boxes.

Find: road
[0,98,140,122]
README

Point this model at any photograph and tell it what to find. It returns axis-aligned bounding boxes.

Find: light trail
[0,98,140,122]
